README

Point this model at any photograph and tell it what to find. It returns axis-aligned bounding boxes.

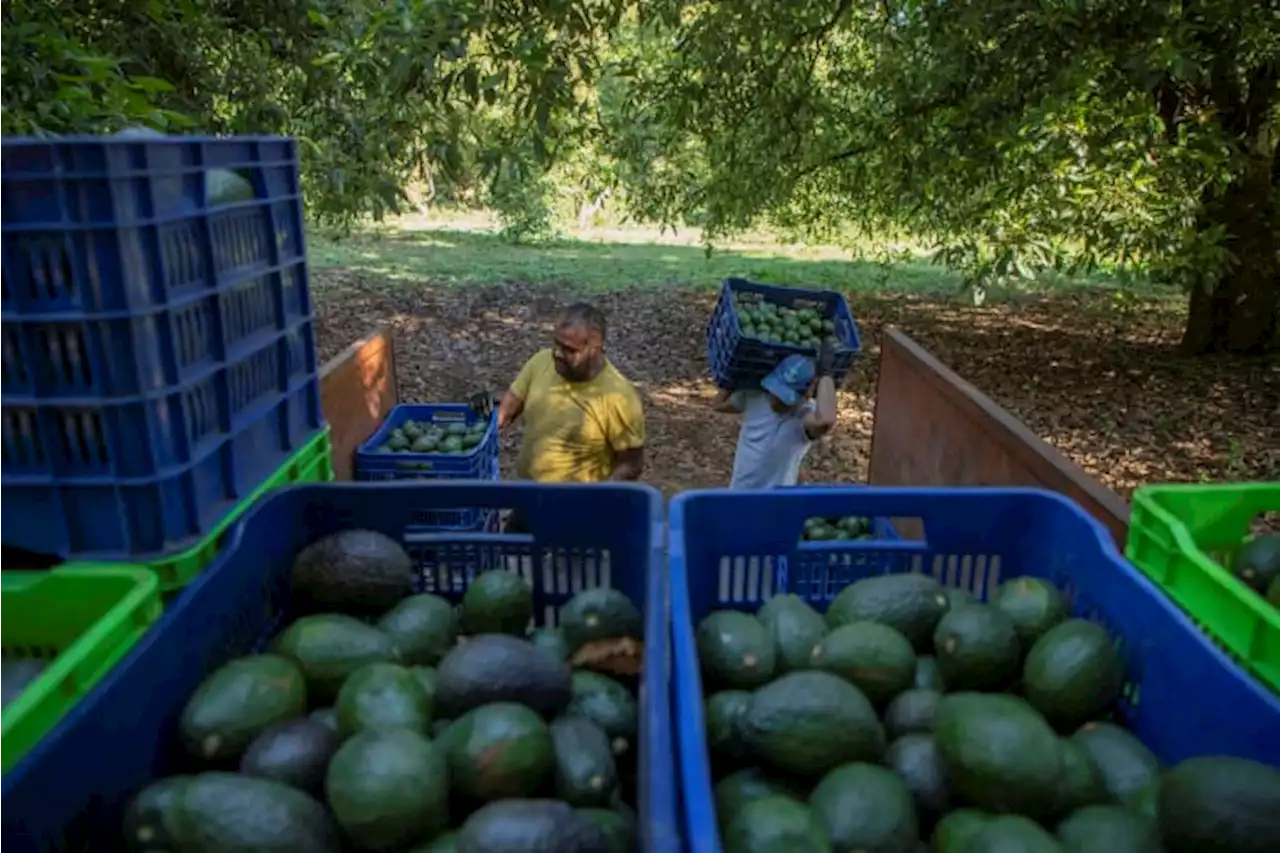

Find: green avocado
[723,795,832,853]
[883,688,941,740]
[932,808,989,852]
[1156,755,1280,853]
[1057,805,1161,853]
[271,613,399,701]
[568,671,638,758]
[335,661,432,735]
[1022,619,1124,732]
[715,768,806,827]
[1234,533,1280,593]
[461,571,534,636]
[550,715,618,807]
[377,593,457,666]
[576,807,636,853]
[560,587,642,652]
[434,634,573,720]
[238,717,341,795]
[810,621,916,707]
[444,701,554,801]
[756,595,828,673]
[326,728,450,851]
[697,610,777,689]
[932,603,1021,692]
[826,574,950,651]
[176,772,341,851]
[1071,721,1161,807]
[122,775,190,850]
[991,577,1070,645]
[883,733,950,823]
[529,626,571,661]
[290,529,415,615]
[179,654,308,764]
[807,762,918,853]
[706,690,754,767]
[456,799,611,852]
[958,815,1062,853]
[739,670,885,778]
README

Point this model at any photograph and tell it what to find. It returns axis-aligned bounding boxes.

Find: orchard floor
[310,267,1278,499]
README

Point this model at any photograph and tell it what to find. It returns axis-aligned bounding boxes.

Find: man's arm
[712,388,746,414]
[498,353,540,429]
[803,375,837,440]
[497,390,525,429]
[609,446,644,481]
[803,340,839,440]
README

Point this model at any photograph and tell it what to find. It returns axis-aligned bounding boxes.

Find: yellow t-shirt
[511,350,645,483]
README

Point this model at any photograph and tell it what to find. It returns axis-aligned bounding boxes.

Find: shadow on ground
[312,268,1279,498]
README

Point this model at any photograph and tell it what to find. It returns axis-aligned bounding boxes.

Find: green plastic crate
[1,565,162,775]
[145,427,335,591]
[1126,481,1280,693]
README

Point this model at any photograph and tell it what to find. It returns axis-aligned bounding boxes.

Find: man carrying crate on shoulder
[712,340,838,488]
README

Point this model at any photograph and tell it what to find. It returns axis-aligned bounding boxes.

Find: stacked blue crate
[1,136,323,558]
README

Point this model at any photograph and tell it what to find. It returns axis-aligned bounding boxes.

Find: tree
[608,0,1280,353]
[1,0,618,227]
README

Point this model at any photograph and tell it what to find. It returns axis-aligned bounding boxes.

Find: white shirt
[728,391,815,489]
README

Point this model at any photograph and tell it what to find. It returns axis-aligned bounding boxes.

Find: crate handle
[404,531,537,547]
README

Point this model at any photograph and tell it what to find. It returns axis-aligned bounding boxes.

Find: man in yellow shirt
[496,303,645,486]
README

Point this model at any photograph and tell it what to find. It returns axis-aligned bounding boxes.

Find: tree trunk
[1180,151,1279,355]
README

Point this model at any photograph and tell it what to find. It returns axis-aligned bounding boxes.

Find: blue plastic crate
[669,487,1280,853]
[1,135,323,558]
[2,481,680,853]
[705,278,862,390]
[356,403,499,482]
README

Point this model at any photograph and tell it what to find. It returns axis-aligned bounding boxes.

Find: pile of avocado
[1232,532,1280,611]
[733,297,838,350]
[802,516,873,542]
[379,418,488,455]
[697,572,1280,853]
[124,529,645,852]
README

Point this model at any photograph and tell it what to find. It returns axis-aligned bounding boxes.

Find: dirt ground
[312,269,1279,498]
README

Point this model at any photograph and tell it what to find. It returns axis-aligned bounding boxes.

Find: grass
[307,209,1174,301]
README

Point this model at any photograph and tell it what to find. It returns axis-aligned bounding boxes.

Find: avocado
[175,772,340,852]
[807,762,918,853]
[740,670,886,778]
[912,656,946,691]
[883,734,950,824]
[435,634,573,719]
[560,587,643,652]
[461,571,534,635]
[1156,755,1280,853]
[377,593,457,666]
[715,768,806,826]
[445,701,554,801]
[826,574,949,650]
[932,809,988,852]
[122,775,190,850]
[290,529,414,615]
[179,654,308,764]
[1,658,48,710]
[550,715,619,807]
[992,577,1069,645]
[412,665,438,707]
[309,706,340,734]
[1051,738,1108,817]
[529,626,571,661]
[1071,721,1161,806]
[1235,533,1280,593]
[757,595,828,673]
[811,621,916,707]
[958,815,1062,853]
[239,717,341,794]
[706,690,754,767]
[569,671,639,758]
[934,692,1063,820]
[271,613,399,700]
[944,587,978,610]
[1057,804,1160,853]
[932,603,1021,692]
[1023,619,1123,731]
[577,807,636,853]
[697,610,777,689]
[411,434,440,453]
[883,689,941,739]
[326,727,450,851]
[336,661,432,735]
[456,798,612,853]
[406,831,459,852]
[723,795,832,853]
